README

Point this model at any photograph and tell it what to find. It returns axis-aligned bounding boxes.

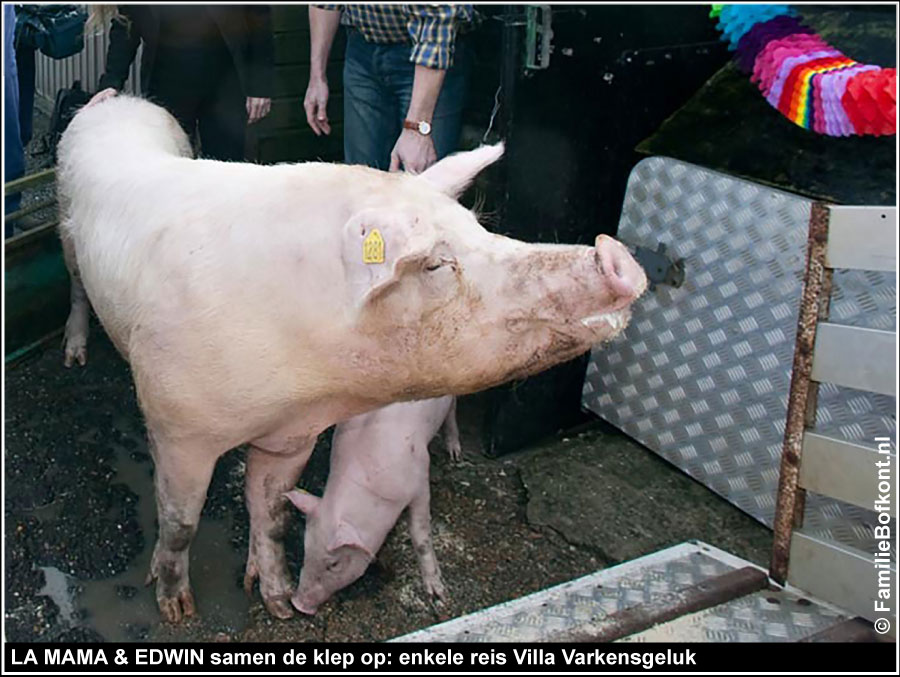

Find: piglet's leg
[146,435,219,623]
[408,482,447,607]
[61,230,90,367]
[244,439,315,620]
[441,397,462,463]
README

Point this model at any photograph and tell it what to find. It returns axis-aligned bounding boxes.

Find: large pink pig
[285,396,458,615]
[56,92,646,622]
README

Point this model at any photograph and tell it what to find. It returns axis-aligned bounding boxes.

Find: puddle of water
[37,566,78,626]
[73,440,248,641]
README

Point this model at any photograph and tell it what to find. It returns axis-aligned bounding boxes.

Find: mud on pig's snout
[594,234,648,304]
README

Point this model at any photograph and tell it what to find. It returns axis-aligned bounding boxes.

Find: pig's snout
[594,234,647,302]
[290,592,319,616]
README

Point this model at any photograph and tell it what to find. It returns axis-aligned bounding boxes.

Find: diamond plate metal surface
[618,588,846,643]
[582,157,896,556]
[391,542,847,642]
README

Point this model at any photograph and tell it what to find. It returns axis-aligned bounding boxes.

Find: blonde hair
[85,4,130,33]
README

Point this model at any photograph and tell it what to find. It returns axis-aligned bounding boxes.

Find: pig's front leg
[244,439,315,619]
[61,231,90,367]
[146,434,220,623]
[442,397,462,462]
[408,486,448,608]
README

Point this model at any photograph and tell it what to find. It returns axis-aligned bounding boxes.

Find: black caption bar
[4,642,897,673]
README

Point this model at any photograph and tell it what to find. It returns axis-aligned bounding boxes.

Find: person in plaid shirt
[304,4,475,173]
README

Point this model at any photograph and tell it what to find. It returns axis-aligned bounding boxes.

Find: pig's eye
[326,560,341,571]
[424,256,453,272]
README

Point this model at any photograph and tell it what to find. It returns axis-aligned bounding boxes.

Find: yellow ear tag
[363,229,385,264]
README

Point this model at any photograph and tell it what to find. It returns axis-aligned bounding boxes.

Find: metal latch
[525,5,553,70]
[629,242,686,291]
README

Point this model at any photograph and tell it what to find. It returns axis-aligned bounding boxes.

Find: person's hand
[246,97,271,125]
[304,77,331,135]
[389,128,437,174]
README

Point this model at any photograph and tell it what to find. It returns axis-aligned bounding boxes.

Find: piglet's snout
[593,234,647,302]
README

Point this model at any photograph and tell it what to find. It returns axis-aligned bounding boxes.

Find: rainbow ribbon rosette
[710,4,896,136]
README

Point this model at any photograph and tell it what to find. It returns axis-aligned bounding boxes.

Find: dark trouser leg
[16,44,36,147]
[147,87,202,152]
[197,65,247,161]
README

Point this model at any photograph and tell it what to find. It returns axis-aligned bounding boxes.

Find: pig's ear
[284,489,321,515]
[327,521,374,559]
[342,209,434,310]
[418,142,504,199]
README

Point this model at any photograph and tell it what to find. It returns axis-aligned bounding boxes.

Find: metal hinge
[525,5,553,70]
[628,242,686,291]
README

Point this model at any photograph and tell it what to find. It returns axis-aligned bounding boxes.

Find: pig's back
[56,96,354,353]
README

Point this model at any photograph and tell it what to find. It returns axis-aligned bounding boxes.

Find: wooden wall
[248,5,346,164]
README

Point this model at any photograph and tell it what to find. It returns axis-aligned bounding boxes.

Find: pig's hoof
[263,594,295,620]
[62,336,87,367]
[447,442,463,463]
[244,562,295,619]
[158,589,196,624]
[425,577,448,605]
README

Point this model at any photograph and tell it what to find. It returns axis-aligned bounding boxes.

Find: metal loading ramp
[581,157,895,557]
[394,167,895,646]
[391,541,863,643]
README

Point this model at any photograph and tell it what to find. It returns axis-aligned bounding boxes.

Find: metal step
[391,541,852,643]
[618,585,847,643]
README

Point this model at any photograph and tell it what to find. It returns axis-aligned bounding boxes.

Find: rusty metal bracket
[769,202,832,585]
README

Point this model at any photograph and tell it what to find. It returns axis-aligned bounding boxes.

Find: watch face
[418,121,432,136]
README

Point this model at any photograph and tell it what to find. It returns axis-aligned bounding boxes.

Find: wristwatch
[403,119,432,136]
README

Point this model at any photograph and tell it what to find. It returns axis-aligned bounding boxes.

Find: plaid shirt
[315,4,475,69]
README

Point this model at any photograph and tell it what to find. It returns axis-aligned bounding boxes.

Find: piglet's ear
[327,521,374,559]
[418,142,504,199]
[284,489,321,515]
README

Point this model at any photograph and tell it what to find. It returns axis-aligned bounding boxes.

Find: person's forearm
[309,7,341,80]
[406,65,446,122]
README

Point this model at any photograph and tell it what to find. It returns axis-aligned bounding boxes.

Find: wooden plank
[257,96,344,132]
[5,168,56,195]
[788,531,895,628]
[275,29,347,66]
[257,124,344,164]
[5,198,57,224]
[4,222,70,358]
[272,5,309,32]
[811,323,896,396]
[799,433,896,516]
[275,31,310,65]
[826,206,897,272]
[275,62,343,98]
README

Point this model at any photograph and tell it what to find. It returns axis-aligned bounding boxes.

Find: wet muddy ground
[5,328,772,643]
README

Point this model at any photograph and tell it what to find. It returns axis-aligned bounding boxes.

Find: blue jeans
[342,29,470,169]
[4,4,24,226]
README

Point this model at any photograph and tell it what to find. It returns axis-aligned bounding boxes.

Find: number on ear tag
[363,229,385,264]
